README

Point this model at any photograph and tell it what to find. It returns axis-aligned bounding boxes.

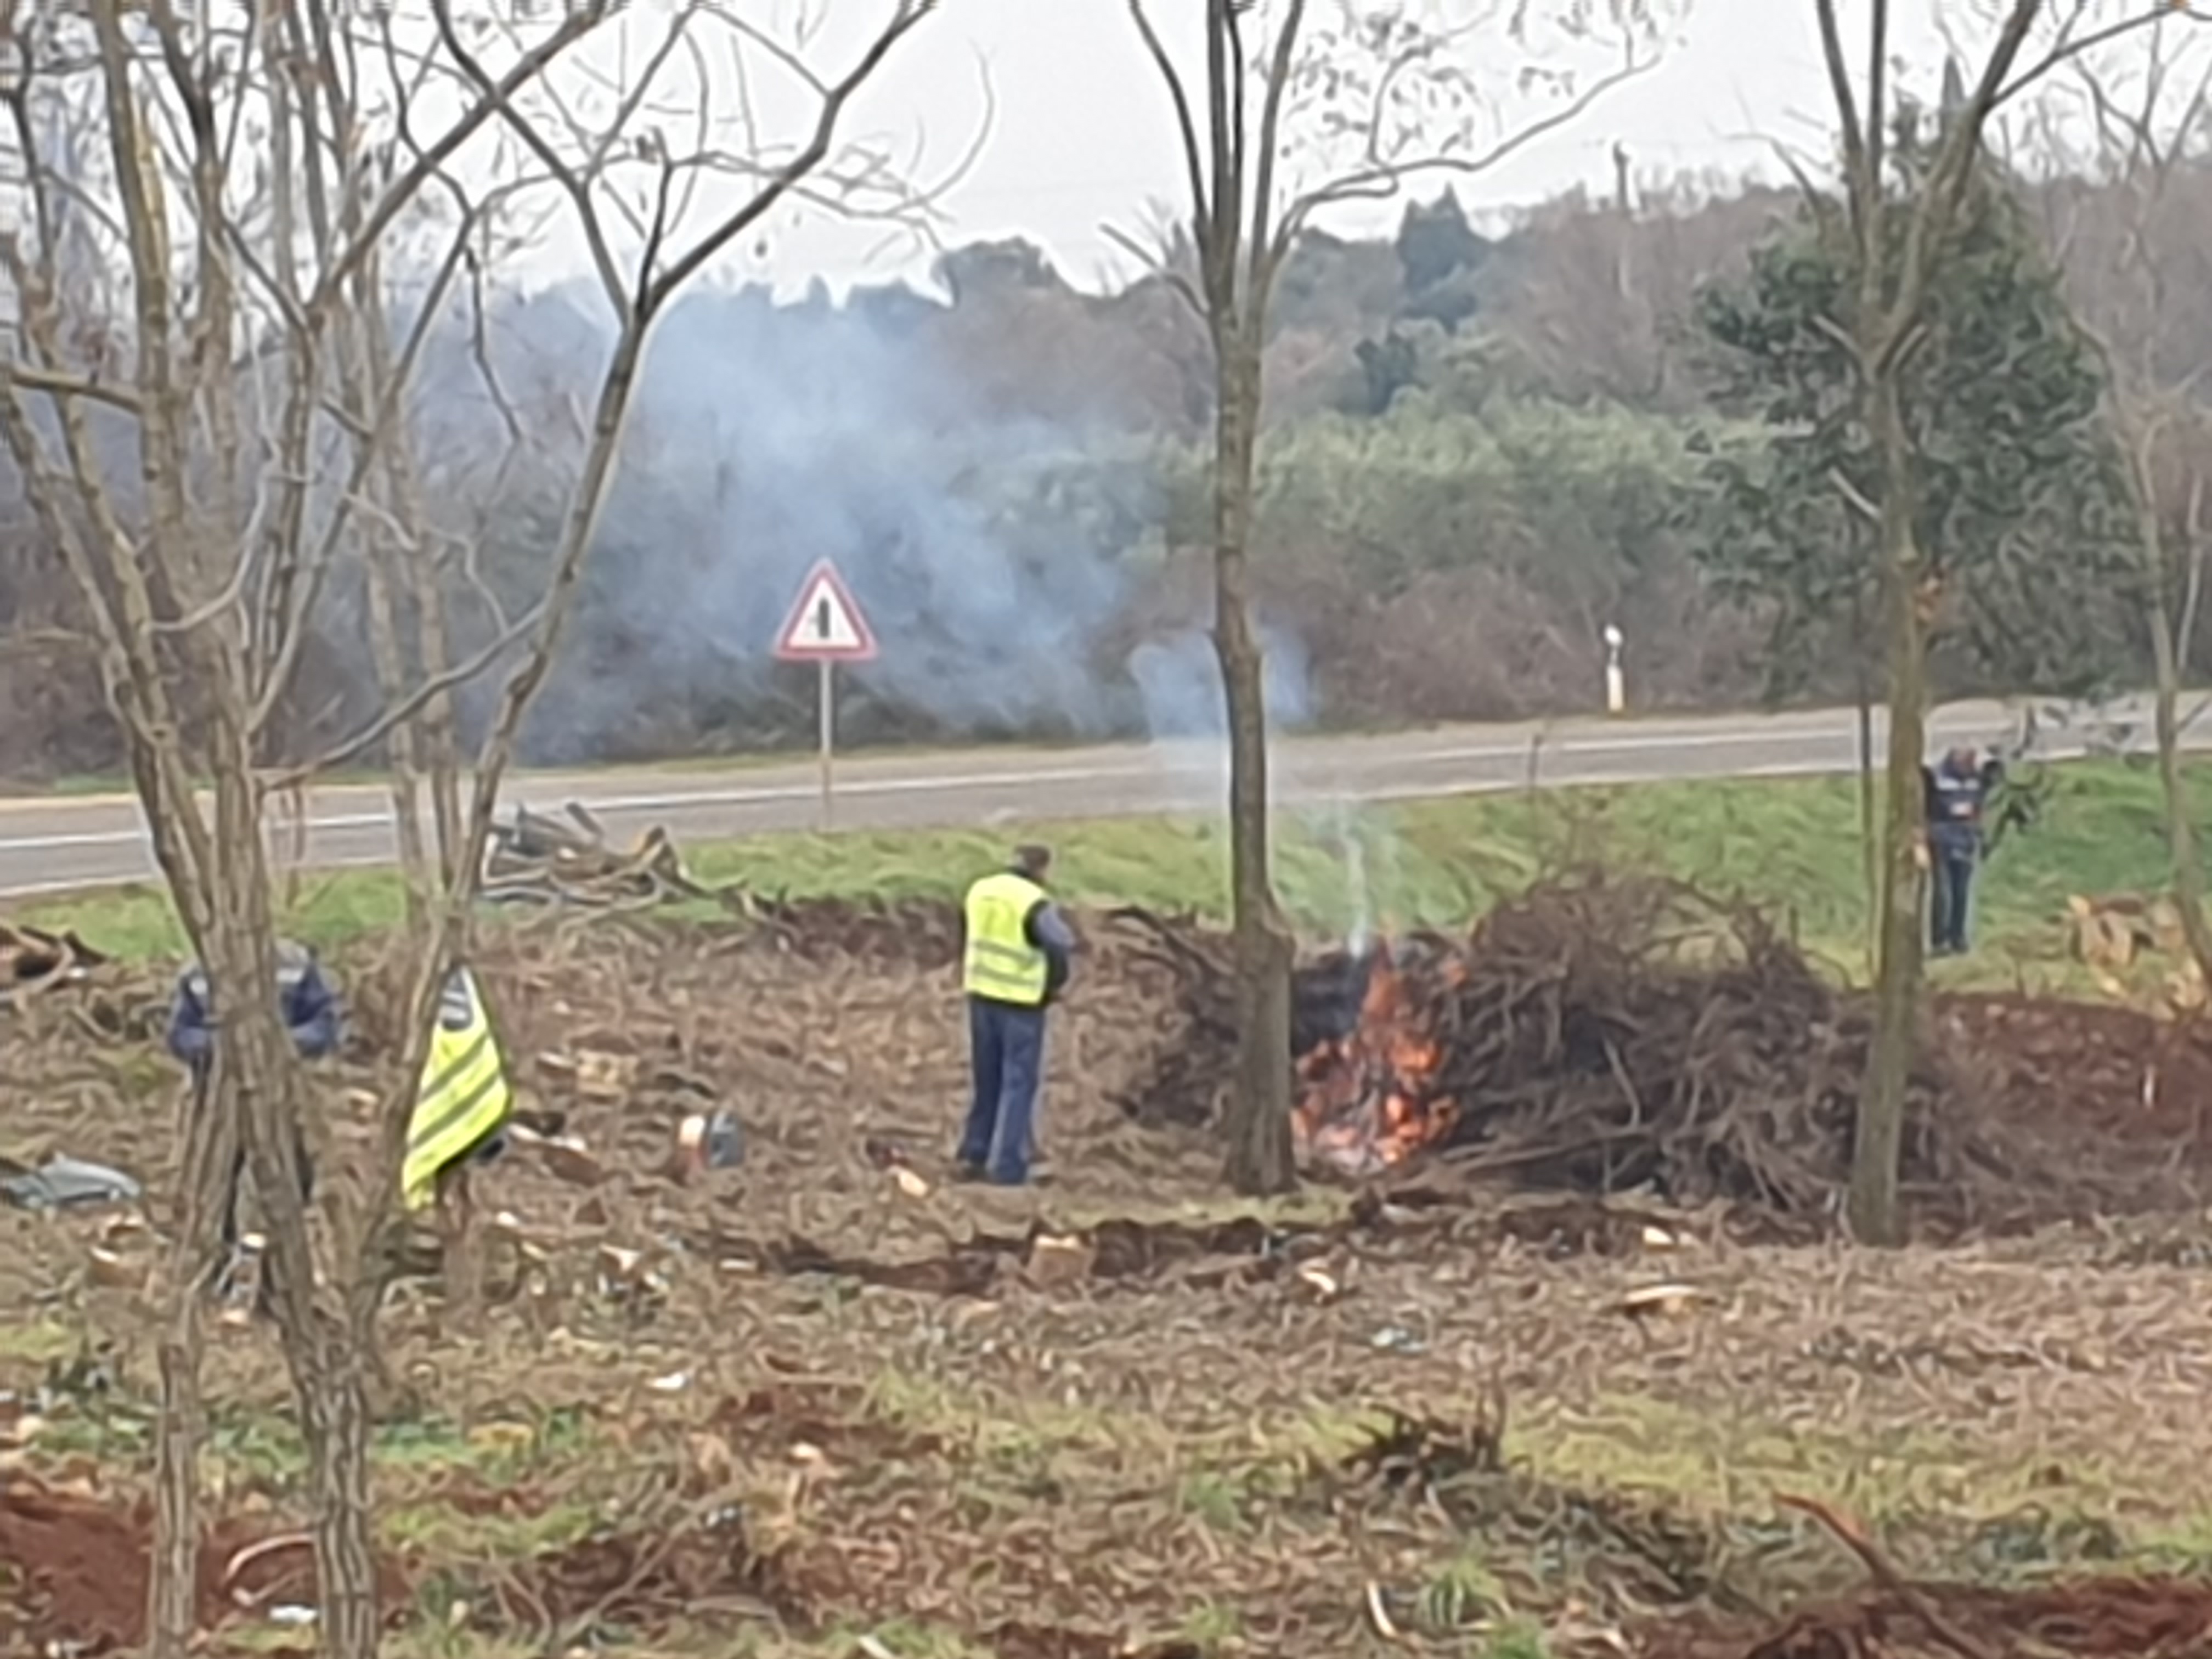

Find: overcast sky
[674,0,1963,299]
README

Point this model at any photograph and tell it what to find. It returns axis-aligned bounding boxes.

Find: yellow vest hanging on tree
[402,967,513,1211]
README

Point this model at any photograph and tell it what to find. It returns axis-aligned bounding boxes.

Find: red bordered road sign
[773,559,878,663]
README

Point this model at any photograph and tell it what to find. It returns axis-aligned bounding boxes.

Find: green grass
[23,759,2208,979]
[1516,1392,2126,1522]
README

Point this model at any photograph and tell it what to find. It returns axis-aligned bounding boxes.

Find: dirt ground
[3,896,2212,1657]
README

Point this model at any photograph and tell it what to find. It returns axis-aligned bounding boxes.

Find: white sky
[686,0,1961,298]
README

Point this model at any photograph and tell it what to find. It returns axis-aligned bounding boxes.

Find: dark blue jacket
[167,943,343,1069]
[1923,757,1993,856]
[1028,896,1075,1002]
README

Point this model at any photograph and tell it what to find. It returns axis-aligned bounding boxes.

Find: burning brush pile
[1283,877,1980,1216]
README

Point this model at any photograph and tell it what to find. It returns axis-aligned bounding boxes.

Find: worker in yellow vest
[401,966,514,1214]
[957,845,1075,1187]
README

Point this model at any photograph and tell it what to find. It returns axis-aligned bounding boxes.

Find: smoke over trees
[7,142,2212,780]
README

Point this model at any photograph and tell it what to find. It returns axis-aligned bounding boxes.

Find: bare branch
[645,1,937,306]
[1997,2,2207,108]
[427,0,639,315]
[1879,2,2045,366]
[272,595,550,785]
[1122,1,1213,268]
[1246,0,1306,292]
[1278,44,1658,250]
[1101,221,1207,321]
[0,357,144,414]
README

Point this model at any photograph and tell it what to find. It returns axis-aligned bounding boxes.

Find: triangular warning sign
[773,559,878,662]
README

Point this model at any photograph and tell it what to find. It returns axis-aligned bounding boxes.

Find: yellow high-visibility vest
[401,967,512,1211]
[962,872,1050,1006]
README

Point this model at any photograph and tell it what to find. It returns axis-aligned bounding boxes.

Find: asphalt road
[0,693,2190,899]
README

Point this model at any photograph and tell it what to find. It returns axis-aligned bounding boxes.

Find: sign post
[773,560,878,830]
[817,658,834,826]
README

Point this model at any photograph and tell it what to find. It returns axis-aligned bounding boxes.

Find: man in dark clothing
[1922,746,2001,955]
[166,941,341,1280]
[956,844,1075,1187]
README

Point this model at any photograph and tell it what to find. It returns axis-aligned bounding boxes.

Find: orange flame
[1294,946,1457,1175]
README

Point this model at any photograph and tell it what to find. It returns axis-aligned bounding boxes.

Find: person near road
[1922,745,2001,955]
[957,844,1074,1187]
[166,940,341,1301]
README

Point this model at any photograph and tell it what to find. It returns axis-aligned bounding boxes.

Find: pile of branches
[1358,876,1974,1214]
[1097,905,1241,1128]
[0,921,108,1012]
[481,803,732,910]
[1128,876,2014,1218]
[744,895,966,967]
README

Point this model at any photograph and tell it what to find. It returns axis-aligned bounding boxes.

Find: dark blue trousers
[1931,845,1977,953]
[960,996,1046,1184]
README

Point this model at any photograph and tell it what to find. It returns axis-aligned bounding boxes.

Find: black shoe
[952,1161,988,1184]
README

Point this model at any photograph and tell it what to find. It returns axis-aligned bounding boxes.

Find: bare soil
[2,893,2210,1657]
[1640,1577,2212,1658]
[0,1477,405,1651]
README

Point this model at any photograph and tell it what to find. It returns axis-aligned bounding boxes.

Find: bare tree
[1119,0,1675,1194]
[2050,38,2212,979]
[1807,0,2189,1244]
[0,1,939,1653]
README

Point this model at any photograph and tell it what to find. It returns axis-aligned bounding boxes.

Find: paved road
[0,693,2191,899]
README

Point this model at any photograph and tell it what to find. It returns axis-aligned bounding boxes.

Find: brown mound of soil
[1641,1575,2212,1657]
[1943,993,2212,1157]
[0,1477,405,1653]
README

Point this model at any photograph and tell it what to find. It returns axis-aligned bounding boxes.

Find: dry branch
[0,920,109,1009]
[1120,876,2058,1229]
[1773,1492,1998,1659]
[479,803,735,911]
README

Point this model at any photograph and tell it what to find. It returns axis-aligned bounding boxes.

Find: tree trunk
[345,280,432,904]
[437,1167,482,1321]
[360,547,431,890]
[247,1065,382,1659]
[1850,379,1927,1248]
[1212,342,1296,1196]
[147,1310,208,1659]
[359,272,467,887]
[1854,654,1878,974]
[200,703,384,1659]
[2151,565,2212,979]
[302,1328,381,1657]
[145,1068,236,1659]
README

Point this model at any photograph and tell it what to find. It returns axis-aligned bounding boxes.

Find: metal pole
[818,657,835,831]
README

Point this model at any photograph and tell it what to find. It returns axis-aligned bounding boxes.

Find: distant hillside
[5,161,2208,775]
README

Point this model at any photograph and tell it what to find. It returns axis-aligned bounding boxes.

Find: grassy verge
[19,759,2206,980]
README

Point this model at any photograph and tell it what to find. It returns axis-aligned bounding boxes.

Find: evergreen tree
[1691,119,2135,702]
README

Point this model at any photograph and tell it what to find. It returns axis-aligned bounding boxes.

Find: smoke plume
[420,278,1317,763]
